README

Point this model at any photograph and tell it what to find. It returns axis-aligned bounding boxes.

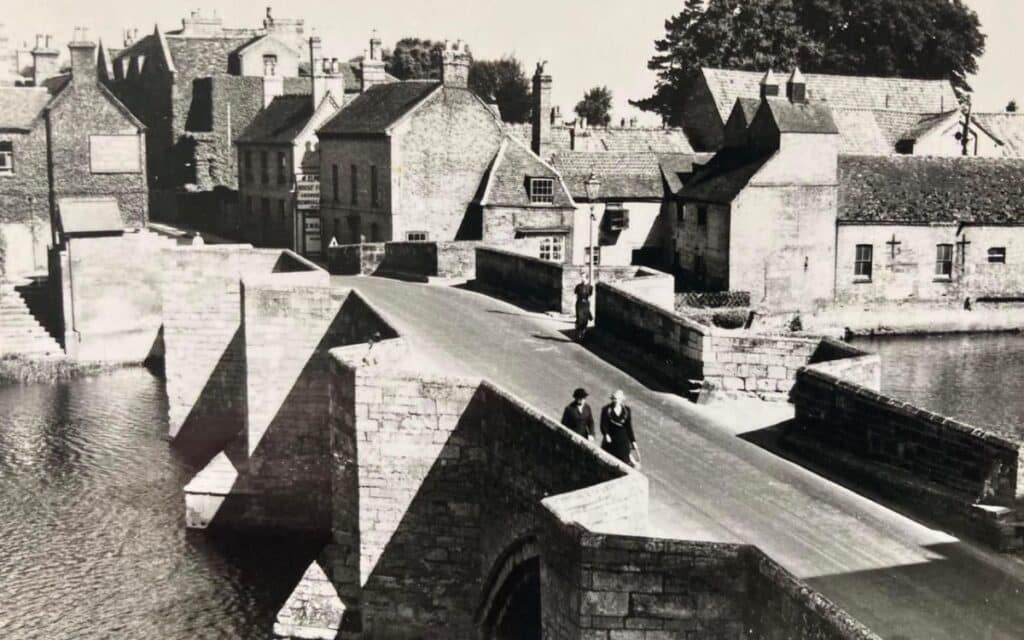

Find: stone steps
[0,280,63,357]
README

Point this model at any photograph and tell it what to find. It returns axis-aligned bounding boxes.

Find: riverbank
[0,354,128,385]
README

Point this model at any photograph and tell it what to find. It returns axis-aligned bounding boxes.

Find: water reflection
[852,332,1024,442]
[0,369,318,639]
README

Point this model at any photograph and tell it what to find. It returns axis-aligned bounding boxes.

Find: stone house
[0,37,147,278]
[679,66,983,155]
[835,156,1024,304]
[234,36,345,255]
[677,72,840,309]
[101,8,395,227]
[550,151,705,267]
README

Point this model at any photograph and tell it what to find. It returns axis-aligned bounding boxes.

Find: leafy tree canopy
[468,56,533,123]
[576,86,614,126]
[634,0,985,124]
[386,38,444,80]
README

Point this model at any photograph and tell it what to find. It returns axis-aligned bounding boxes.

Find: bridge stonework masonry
[164,251,879,639]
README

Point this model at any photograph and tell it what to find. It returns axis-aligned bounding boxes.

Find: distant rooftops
[317,81,440,136]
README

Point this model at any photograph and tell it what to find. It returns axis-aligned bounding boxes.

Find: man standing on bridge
[561,388,595,441]
[601,390,641,468]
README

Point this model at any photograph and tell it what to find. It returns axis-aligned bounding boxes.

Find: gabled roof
[298,61,400,93]
[701,67,958,123]
[0,87,54,131]
[231,33,299,58]
[759,97,839,134]
[57,197,125,236]
[828,108,892,154]
[479,136,574,209]
[317,81,440,136]
[678,147,774,204]
[971,113,1024,157]
[661,153,715,194]
[551,151,701,200]
[838,155,1024,224]
[235,94,313,144]
[896,110,961,143]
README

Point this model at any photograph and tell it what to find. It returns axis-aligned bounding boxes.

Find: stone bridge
[163,248,878,639]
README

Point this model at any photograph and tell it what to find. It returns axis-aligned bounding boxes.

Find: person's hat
[573,388,589,400]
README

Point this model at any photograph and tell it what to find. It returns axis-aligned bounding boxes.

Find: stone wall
[326,242,385,275]
[51,229,178,362]
[326,241,481,280]
[788,349,1024,549]
[475,246,673,314]
[595,280,833,402]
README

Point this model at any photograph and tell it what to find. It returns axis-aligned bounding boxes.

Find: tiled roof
[235,94,313,144]
[317,81,439,135]
[505,123,693,155]
[0,87,53,131]
[761,97,838,134]
[972,113,1024,157]
[165,35,251,77]
[702,68,958,123]
[678,147,773,204]
[551,151,700,200]
[298,61,399,93]
[481,137,574,209]
[838,155,1024,224]
[828,108,891,154]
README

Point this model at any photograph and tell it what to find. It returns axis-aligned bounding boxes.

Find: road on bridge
[337,275,1024,640]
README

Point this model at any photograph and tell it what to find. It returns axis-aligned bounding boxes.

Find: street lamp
[584,174,601,288]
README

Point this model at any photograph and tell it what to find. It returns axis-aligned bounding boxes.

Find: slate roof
[828,108,891,154]
[0,87,53,131]
[971,113,1024,157]
[661,153,714,195]
[57,197,125,236]
[678,147,773,204]
[760,98,838,134]
[702,67,958,123]
[298,61,400,93]
[505,123,694,155]
[480,137,574,209]
[551,151,702,200]
[317,81,439,136]
[235,94,313,144]
[838,155,1024,224]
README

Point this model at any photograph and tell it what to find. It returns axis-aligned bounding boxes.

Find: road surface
[338,275,1024,640]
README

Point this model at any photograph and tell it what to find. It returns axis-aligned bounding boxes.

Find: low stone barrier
[676,290,751,309]
[474,246,673,314]
[326,241,481,280]
[325,242,384,275]
[595,280,826,401]
[787,344,1024,550]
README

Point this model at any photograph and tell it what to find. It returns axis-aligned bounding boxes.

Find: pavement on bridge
[336,275,1024,640]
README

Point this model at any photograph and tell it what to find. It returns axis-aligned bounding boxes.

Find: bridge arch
[476,536,542,640]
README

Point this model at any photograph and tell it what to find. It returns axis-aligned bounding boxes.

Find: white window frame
[539,236,564,262]
[935,244,954,278]
[263,54,278,76]
[529,177,555,204]
[854,244,873,281]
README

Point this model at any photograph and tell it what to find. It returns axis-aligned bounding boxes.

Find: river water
[852,331,1024,442]
[0,368,317,639]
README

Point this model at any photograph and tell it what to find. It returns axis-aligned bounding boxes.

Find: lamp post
[584,174,601,288]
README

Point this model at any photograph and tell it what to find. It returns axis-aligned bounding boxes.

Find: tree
[1008,100,1018,113]
[468,56,532,123]
[576,86,614,126]
[634,0,985,123]
[386,38,444,80]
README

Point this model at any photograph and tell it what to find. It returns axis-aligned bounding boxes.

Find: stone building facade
[678,72,840,309]
[0,38,147,277]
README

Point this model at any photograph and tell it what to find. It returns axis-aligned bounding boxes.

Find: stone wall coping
[747,548,884,640]
[241,271,330,289]
[598,280,710,335]
[476,245,567,275]
[798,364,1022,452]
[279,249,325,273]
[541,474,648,535]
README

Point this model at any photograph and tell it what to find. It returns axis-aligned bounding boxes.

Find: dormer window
[529,177,554,204]
[263,54,278,77]
[0,141,13,175]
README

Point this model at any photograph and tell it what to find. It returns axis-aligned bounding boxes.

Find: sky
[3,0,1022,122]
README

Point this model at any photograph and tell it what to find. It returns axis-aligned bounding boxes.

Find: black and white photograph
[0,1,1022,638]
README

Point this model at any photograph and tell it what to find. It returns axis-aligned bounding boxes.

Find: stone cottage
[234,36,345,255]
[0,36,147,278]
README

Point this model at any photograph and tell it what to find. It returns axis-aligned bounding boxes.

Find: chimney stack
[68,28,97,82]
[440,39,471,89]
[551,105,561,126]
[31,34,60,86]
[360,30,386,92]
[786,68,807,104]
[309,36,344,107]
[759,69,779,100]
[531,61,552,157]
[263,74,283,107]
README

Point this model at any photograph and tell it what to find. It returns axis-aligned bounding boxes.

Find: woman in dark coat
[574,279,594,341]
[600,390,640,467]
[560,388,594,441]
